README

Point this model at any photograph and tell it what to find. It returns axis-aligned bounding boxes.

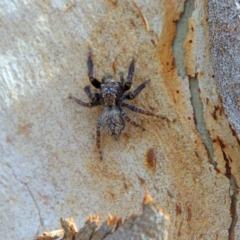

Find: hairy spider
[69,52,165,160]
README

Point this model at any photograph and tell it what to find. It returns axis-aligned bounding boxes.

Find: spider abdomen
[100,107,125,140]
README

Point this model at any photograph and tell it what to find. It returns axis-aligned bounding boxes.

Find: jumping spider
[69,52,165,160]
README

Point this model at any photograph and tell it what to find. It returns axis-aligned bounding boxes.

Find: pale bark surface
[0,0,239,239]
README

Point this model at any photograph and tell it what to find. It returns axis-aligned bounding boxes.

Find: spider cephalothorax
[69,52,165,160]
[101,80,122,106]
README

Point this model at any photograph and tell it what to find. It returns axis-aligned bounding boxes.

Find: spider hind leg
[122,110,145,131]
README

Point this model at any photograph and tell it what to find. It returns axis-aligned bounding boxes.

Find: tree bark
[0,0,239,239]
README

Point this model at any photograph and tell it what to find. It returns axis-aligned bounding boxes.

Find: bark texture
[0,0,239,239]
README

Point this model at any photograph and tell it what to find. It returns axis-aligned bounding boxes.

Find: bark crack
[25,183,44,228]
[221,149,239,240]
[3,162,44,229]
[189,77,217,168]
[228,176,238,240]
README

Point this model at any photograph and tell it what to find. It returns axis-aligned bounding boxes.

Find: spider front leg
[124,79,150,100]
[87,51,101,89]
[96,121,103,160]
[69,94,101,108]
[121,111,145,131]
[122,102,166,119]
[124,58,135,91]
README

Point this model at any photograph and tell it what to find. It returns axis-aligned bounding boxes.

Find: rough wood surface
[0,0,239,239]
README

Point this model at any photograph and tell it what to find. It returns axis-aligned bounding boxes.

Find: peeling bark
[185,0,240,238]
[36,193,170,240]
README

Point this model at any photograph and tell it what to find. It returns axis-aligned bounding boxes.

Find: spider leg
[124,58,135,91]
[88,52,101,89]
[84,86,100,102]
[69,94,101,108]
[122,102,166,119]
[96,121,103,160]
[121,110,145,131]
[124,79,150,100]
[101,74,112,83]
[118,72,125,86]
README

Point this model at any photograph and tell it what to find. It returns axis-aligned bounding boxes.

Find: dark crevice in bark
[221,149,239,240]
[229,175,238,240]
[189,77,217,168]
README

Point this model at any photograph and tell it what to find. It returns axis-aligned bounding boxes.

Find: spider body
[100,106,125,140]
[69,52,165,160]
